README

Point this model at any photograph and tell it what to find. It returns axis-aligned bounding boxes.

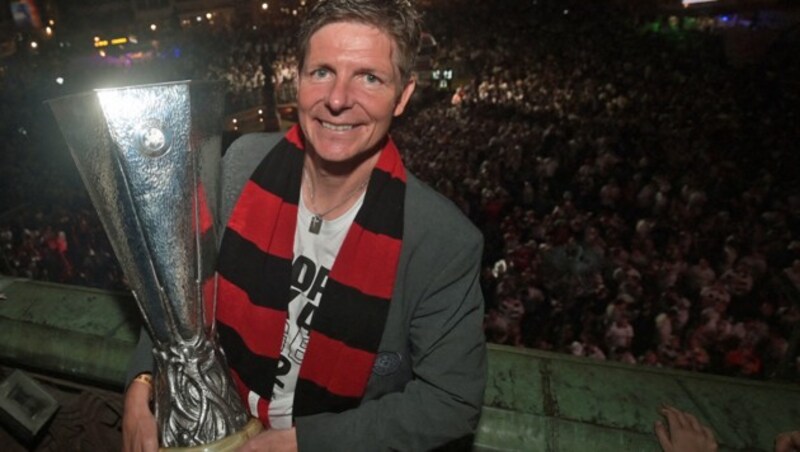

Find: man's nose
[325,77,352,112]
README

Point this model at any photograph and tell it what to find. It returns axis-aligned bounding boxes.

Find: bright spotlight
[56,77,64,85]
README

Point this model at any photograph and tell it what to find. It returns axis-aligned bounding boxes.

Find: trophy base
[160,418,264,452]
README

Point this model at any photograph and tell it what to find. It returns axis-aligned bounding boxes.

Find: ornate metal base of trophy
[153,337,250,447]
[160,418,263,452]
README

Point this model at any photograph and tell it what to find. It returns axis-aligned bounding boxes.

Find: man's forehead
[308,20,396,48]
[305,21,401,69]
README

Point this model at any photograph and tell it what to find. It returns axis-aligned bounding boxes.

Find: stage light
[682,0,717,6]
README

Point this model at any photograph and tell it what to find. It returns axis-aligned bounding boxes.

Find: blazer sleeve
[295,189,487,451]
[125,327,155,387]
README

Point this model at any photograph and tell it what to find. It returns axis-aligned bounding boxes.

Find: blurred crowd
[0,0,797,379]
[393,1,799,379]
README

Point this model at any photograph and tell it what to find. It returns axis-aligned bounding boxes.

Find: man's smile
[319,120,356,132]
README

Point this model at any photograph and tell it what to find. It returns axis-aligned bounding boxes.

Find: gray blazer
[127,133,487,451]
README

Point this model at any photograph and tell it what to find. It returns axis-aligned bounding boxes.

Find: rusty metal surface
[0,277,139,387]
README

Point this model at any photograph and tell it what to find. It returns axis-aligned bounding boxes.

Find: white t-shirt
[265,191,364,429]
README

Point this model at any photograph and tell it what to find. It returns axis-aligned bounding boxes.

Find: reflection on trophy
[47,81,261,450]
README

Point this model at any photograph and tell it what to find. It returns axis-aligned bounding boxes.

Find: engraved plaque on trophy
[48,81,261,450]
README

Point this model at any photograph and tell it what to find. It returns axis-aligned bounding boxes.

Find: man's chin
[306,141,385,176]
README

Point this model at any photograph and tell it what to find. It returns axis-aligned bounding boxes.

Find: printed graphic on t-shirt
[273,256,329,390]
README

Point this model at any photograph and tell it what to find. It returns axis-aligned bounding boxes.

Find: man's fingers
[685,411,703,432]
[661,405,685,430]
[775,430,800,452]
[703,426,718,451]
[654,420,674,452]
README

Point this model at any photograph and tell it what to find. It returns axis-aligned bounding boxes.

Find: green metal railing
[1,275,798,451]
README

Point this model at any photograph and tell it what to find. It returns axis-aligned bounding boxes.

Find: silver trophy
[47,81,261,449]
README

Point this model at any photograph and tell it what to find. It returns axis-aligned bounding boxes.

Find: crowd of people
[0,0,797,380]
[393,0,799,380]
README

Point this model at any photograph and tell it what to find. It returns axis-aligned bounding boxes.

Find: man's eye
[364,74,381,84]
[311,68,330,78]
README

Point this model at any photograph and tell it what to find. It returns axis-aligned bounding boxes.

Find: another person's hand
[775,430,800,452]
[654,405,717,452]
[237,427,297,452]
[122,374,158,452]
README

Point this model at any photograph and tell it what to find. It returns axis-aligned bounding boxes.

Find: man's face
[297,21,415,164]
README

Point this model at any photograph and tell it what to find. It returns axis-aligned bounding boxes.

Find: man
[122,0,487,451]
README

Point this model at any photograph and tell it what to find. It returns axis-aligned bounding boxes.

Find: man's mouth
[320,121,355,132]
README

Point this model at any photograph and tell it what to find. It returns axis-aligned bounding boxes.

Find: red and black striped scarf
[215,125,405,426]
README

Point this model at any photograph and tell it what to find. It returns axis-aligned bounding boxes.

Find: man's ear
[393,76,417,117]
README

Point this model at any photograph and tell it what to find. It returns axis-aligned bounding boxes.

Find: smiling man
[122,1,486,451]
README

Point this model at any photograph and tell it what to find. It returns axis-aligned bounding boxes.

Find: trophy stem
[153,335,251,447]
